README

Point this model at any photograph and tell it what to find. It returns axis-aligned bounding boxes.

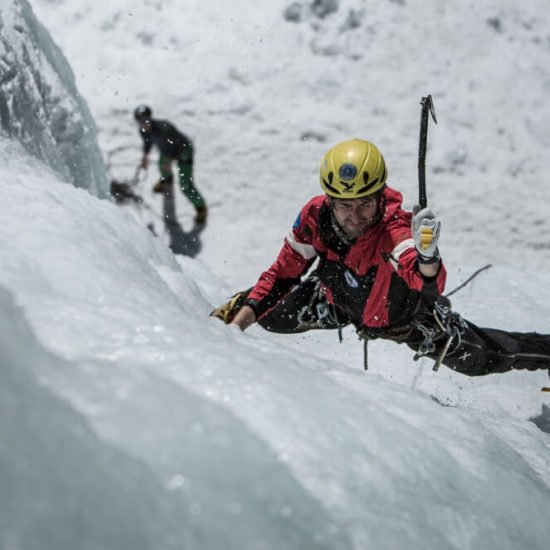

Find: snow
[1,0,550,548]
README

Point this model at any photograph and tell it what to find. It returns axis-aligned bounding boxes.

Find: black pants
[257,279,550,377]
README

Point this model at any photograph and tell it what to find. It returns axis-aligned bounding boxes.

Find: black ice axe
[418,95,437,209]
[414,95,450,372]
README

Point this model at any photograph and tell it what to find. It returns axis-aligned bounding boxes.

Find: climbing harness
[413,300,467,371]
[296,277,344,341]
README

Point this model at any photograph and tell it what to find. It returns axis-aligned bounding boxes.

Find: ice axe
[418,95,437,209]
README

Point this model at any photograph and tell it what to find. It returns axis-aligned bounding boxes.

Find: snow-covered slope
[1,164,549,550]
[29,0,550,282]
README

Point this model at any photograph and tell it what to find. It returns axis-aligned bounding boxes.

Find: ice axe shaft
[418,95,437,209]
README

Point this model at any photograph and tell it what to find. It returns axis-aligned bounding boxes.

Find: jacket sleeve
[245,208,318,318]
[140,128,152,155]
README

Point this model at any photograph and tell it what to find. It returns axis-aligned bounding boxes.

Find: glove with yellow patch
[412,207,441,264]
[210,290,250,324]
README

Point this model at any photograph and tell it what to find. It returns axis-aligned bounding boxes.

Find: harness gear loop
[297,277,322,326]
[296,277,343,342]
[413,301,466,371]
[412,322,438,359]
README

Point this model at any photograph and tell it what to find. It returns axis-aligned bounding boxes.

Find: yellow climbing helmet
[320,139,388,198]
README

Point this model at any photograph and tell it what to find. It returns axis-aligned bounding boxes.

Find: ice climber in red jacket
[212,138,550,377]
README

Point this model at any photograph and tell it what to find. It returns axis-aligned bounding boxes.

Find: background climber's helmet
[134,104,152,120]
[320,139,387,199]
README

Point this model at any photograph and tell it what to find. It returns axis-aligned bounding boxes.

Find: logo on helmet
[339,163,357,182]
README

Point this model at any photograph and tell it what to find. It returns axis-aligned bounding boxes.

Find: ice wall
[0,286,189,550]
[1,170,549,550]
[0,0,107,196]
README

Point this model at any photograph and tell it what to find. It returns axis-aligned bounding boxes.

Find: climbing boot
[195,206,208,224]
[152,178,173,194]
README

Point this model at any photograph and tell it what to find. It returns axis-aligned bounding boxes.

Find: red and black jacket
[245,186,446,330]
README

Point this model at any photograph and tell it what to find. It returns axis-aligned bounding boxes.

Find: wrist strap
[417,249,440,265]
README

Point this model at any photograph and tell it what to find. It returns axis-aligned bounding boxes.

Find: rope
[445,264,492,298]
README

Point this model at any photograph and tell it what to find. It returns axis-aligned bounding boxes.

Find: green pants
[159,148,206,210]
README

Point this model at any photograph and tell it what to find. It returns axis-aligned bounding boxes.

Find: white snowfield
[1,0,549,549]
